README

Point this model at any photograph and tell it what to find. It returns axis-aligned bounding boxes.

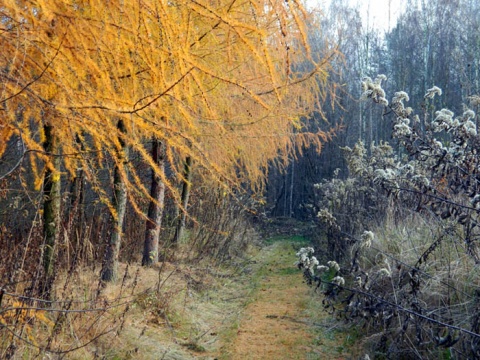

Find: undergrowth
[296,77,480,359]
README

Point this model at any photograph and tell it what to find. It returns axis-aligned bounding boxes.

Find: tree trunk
[142,138,166,266]
[173,156,193,245]
[67,133,85,261]
[101,120,128,282]
[289,158,294,217]
[41,124,61,299]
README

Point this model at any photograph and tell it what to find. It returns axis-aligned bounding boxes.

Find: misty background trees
[266,0,480,219]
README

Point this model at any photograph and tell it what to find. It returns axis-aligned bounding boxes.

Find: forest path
[222,237,350,360]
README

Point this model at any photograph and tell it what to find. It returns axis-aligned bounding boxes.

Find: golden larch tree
[0,0,334,283]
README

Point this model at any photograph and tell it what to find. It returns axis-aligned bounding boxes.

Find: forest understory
[0,231,353,360]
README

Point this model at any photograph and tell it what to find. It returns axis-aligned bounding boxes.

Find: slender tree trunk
[358,101,363,143]
[101,120,128,282]
[289,159,294,217]
[173,156,193,245]
[142,138,166,266]
[67,133,85,260]
[367,104,373,153]
[283,171,288,217]
[41,124,61,299]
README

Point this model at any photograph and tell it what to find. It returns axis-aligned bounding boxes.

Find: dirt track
[228,239,350,359]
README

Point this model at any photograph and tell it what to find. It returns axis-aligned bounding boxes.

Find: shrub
[301,76,480,359]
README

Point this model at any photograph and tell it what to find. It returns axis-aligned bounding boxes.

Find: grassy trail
[221,236,351,360]
[81,236,352,359]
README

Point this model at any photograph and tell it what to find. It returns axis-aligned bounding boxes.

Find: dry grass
[341,207,480,358]
[0,242,258,359]
[1,236,356,360]
[367,209,479,297]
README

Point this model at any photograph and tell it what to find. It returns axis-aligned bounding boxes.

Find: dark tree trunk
[172,156,193,245]
[66,133,85,261]
[142,138,166,266]
[101,120,128,282]
[41,124,61,299]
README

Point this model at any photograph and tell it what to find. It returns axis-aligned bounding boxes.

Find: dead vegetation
[0,248,254,359]
[298,80,480,359]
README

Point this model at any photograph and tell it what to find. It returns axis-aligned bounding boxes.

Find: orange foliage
[0,0,335,203]
[0,300,54,345]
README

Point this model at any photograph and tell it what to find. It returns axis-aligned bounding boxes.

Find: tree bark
[289,158,294,217]
[142,138,166,266]
[66,133,85,261]
[173,156,193,245]
[101,120,128,282]
[41,124,61,298]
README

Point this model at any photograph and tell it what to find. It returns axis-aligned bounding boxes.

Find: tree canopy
[1,0,333,206]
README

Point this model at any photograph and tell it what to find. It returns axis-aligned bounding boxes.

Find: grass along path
[59,236,352,359]
[222,236,351,359]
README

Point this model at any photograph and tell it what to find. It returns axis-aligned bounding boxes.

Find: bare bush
[187,186,260,263]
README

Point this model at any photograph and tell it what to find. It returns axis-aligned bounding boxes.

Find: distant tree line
[266,0,480,219]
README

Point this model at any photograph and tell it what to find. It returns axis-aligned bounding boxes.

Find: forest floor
[64,236,354,359]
